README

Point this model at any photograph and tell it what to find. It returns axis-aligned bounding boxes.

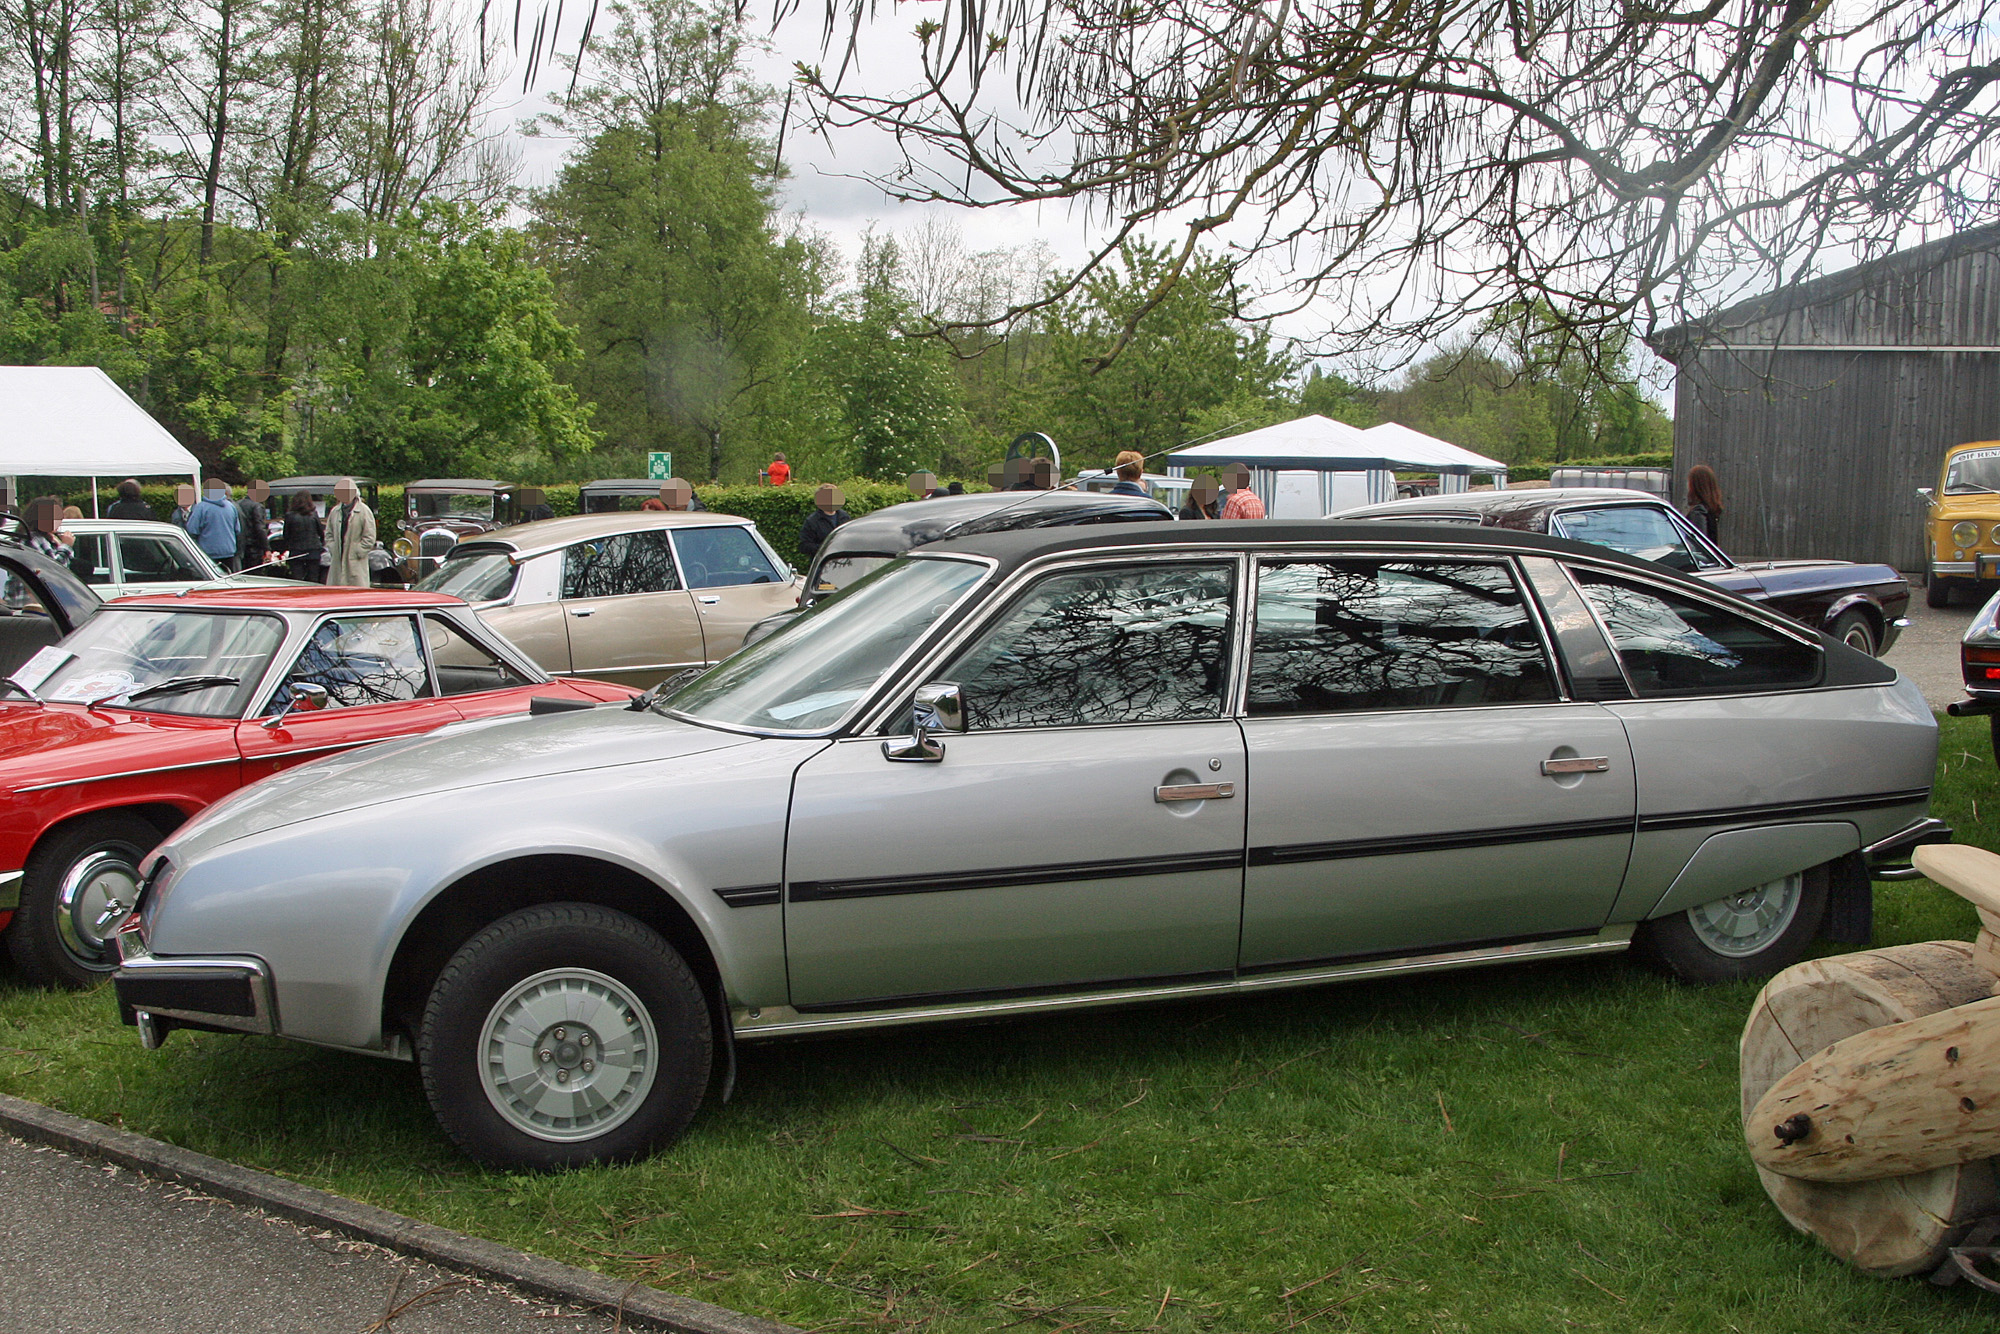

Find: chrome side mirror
[882,681,965,763]
[1919,487,1936,505]
[262,681,330,729]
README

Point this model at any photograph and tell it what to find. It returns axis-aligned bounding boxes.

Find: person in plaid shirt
[1219,464,1265,519]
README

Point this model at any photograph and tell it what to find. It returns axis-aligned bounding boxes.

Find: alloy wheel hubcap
[56,849,142,968]
[1688,872,1803,958]
[478,968,657,1141]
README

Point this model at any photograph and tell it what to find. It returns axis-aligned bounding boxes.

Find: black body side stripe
[714,884,781,908]
[788,850,1244,903]
[1250,817,1633,867]
[1636,788,1930,833]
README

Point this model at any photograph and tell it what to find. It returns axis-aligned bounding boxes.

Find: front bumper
[1863,817,1954,882]
[112,933,277,1048]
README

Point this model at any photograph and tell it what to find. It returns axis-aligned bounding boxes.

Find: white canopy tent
[1164,415,1507,514]
[0,366,200,515]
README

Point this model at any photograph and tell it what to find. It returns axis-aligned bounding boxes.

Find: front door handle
[1156,782,1235,802]
[568,608,594,617]
[1541,756,1610,776]
[697,596,721,605]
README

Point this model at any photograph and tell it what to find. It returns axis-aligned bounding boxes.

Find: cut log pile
[1740,844,2000,1278]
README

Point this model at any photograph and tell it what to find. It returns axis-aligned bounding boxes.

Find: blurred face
[1224,465,1252,490]
[1190,477,1219,506]
[334,479,358,505]
[176,484,197,509]
[30,498,59,534]
[660,479,693,510]
[248,481,269,504]
[816,483,844,512]
[204,476,228,502]
[1032,460,1056,488]
[907,471,937,497]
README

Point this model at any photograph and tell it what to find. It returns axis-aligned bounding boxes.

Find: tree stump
[1740,941,2000,1276]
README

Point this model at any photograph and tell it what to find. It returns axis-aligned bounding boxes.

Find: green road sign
[647,451,673,480]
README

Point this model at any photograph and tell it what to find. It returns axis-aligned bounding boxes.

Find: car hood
[1734,558,1903,581]
[0,703,231,792]
[163,705,760,856]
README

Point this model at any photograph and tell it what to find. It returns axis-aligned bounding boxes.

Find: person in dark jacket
[236,481,271,570]
[1178,475,1221,520]
[799,483,851,560]
[106,479,154,521]
[1686,463,1724,541]
[169,482,197,530]
[282,491,325,582]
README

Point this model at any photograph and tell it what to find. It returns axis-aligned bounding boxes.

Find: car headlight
[1988,523,2000,546]
[394,537,415,558]
[1953,521,1980,548]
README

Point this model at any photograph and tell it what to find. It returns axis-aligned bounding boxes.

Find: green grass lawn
[4,717,1998,1333]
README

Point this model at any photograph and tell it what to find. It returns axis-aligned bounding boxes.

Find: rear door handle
[1541,757,1610,775]
[568,608,594,617]
[697,596,721,605]
[1156,782,1235,802]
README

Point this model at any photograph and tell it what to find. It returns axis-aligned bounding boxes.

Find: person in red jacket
[766,453,791,486]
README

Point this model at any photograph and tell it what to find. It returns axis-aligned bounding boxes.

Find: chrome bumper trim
[730,928,1636,1039]
[1865,816,1954,881]
[113,938,277,1044]
[0,869,20,912]
[1934,562,1977,575]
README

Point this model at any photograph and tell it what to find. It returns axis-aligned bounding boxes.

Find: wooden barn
[1649,226,2000,570]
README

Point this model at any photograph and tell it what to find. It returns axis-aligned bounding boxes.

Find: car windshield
[24,608,284,716]
[415,549,517,602]
[1946,449,2000,494]
[812,553,890,594]
[1552,505,1720,572]
[411,492,495,520]
[666,556,987,732]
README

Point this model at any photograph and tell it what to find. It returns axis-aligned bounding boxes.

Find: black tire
[1630,862,1829,985]
[1828,608,1877,657]
[6,813,160,989]
[1927,575,1954,608]
[416,903,712,1170]
[1989,713,2000,769]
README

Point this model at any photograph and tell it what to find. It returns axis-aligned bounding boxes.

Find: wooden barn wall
[1669,246,2000,569]
[1673,348,2000,569]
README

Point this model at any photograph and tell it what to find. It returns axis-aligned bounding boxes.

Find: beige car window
[423,615,533,696]
[940,563,1235,730]
[277,614,433,710]
[562,531,681,599]
[1248,559,1555,714]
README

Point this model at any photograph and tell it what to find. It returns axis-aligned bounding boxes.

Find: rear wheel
[1631,863,1829,984]
[1828,608,1877,656]
[7,813,160,989]
[416,903,712,1170]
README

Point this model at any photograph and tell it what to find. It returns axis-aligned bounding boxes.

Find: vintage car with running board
[114,521,1945,1168]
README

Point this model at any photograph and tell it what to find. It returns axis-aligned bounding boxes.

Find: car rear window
[1571,569,1821,695]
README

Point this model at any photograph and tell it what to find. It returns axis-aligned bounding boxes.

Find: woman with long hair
[282,491,325,583]
[1686,464,1724,541]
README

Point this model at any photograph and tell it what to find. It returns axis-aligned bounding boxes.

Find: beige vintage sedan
[413,512,800,686]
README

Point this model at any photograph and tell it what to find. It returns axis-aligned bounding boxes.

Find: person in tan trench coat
[324,477,377,587]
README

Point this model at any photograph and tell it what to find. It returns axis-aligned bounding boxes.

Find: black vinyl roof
[819,490,1171,557]
[914,517,1679,583]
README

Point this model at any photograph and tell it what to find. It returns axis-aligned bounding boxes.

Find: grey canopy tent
[1164,415,1507,515]
[0,366,201,515]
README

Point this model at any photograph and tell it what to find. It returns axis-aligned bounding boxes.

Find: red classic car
[0,585,635,988]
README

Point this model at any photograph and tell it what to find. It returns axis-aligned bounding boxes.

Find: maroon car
[1337,488,1909,656]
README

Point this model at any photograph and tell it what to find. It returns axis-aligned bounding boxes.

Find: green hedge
[59,478,934,572]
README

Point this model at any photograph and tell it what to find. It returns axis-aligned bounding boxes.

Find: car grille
[419,529,457,559]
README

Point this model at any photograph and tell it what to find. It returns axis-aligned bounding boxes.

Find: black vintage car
[742,488,1174,646]
[1337,488,1910,656]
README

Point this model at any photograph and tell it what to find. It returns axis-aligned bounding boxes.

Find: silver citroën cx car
[113,521,1945,1169]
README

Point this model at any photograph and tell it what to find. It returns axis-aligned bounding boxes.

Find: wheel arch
[380,854,727,1055]
[1821,593,1885,642]
[25,801,189,865]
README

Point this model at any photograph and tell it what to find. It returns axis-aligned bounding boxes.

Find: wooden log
[1913,845,2000,957]
[1740,941,2000,1277]
[1749,992,2000,1181]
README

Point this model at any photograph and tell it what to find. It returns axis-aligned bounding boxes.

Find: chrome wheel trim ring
[55,848,142,968]
[1842,621,1873,653]
[477,967,659,1142]
[1688,873,1803,959]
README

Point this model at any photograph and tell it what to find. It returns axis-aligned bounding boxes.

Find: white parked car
[63,520,293,600]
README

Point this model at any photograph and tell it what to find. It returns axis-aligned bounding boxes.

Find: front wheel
[1630,863,1829,984]
[7,813,160,989]
[1828,608,1877,657]
[417,903,712,1170]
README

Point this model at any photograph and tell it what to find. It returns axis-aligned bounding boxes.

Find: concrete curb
[0,1092,801,1334]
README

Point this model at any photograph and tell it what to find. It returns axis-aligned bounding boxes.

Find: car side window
[1248,559,1557,714]
[119,533,210,583]
[939,563,1235,730]
[275,614,433,710]
[562,531,681,599]
[422,614,533,696]
[69,532,112,585]
[1551,505,1721,572]
[672,526,783,588]
[1570,569,1821,695]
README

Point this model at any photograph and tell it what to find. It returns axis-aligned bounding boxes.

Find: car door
[783,559,1247,1010]
[669,524,798,662]
[67,531,116,594]
[558,530,704,686]
[1238,554,1635,970]
[235,612,464,780]
[113,529,217,598]
[477,551,570,675]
